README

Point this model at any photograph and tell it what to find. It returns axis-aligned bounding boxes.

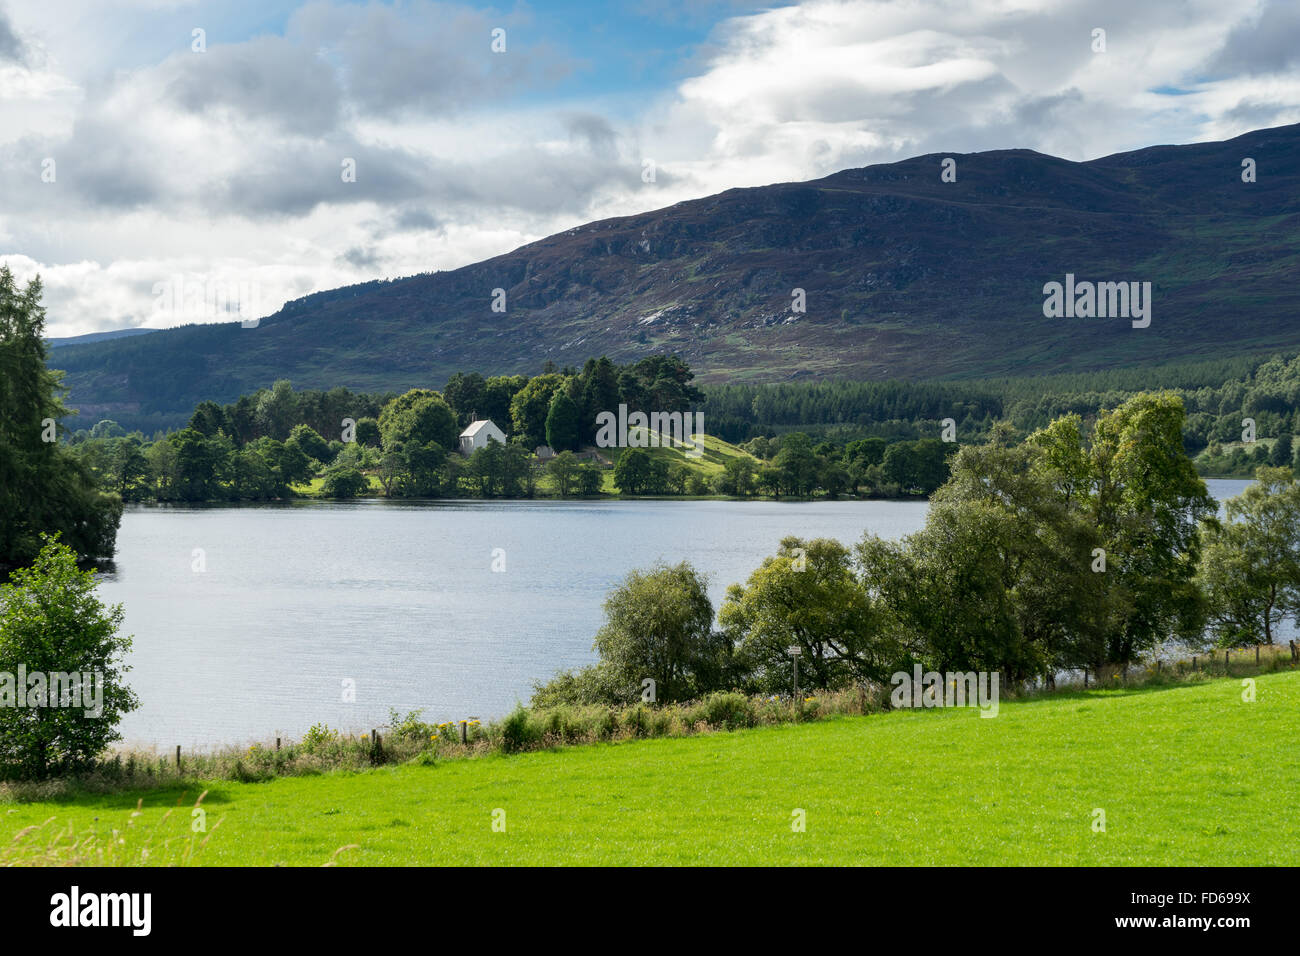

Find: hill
[51,123,1300,426]
[47,328,156,349]
[2,671,1296,865]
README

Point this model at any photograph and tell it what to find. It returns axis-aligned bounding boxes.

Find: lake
[97,479,1252,748]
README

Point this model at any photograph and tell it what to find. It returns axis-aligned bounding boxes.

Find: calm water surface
[99,479,1252,748]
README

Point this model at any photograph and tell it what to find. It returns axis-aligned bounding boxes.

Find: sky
[1,0,1299,336]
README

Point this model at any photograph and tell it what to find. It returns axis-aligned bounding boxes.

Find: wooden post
[1225,650,1230,669]
[1256,645,1261,665]
[1156,660,1162,674]
[1083,668,1088,687]
[1291,640,1298,663]
[276,737,281,751]
[459,721,468,745]
[175,745,181,770]
[1192,655,1198,671]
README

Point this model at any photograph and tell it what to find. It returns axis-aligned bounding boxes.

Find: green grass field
[4,671,1296,866]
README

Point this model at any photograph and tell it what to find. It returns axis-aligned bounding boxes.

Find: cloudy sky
[1,0,1298,336]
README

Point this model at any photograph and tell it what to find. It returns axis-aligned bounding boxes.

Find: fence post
[175,745,181,771]
[1083,668,1088,688]
[1256,645,1261,665]
[276,737,281,751]
[459,721,468,745]
[1193,655,1198,671]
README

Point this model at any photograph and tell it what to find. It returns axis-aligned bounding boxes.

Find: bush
[301,722,339,753]
[499,706,542,753]
[0,536,139,779]
[321,465,369,498]
[700,691,756,729]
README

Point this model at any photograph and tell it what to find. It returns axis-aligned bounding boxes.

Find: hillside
[52,123,1300,425]
[3,672,1296,865]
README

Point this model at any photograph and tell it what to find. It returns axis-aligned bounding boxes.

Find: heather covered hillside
[54,124,1300,424]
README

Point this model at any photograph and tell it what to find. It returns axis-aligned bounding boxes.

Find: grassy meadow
[2,670,1295,866]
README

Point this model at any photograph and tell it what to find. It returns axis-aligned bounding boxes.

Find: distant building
[459,419,506,454]
[534,445,556,460]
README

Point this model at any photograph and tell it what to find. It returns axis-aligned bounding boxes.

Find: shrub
[499,706,542,753]
[701,691,756,729]
[301,722,339,753]
[0,536,139,780]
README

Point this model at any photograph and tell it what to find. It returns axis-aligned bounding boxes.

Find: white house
[459,419,506,454]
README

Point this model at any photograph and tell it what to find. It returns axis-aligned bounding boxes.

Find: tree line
[535,392,1300,708]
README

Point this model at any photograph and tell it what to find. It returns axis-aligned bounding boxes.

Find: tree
[379,390,457,451]
[289,424,332,464]
[0,267,122,571]
[354,417,382,448]
[187,401,227,437]
[510,374,567,449]
[1015,396,1215,671]
[1197,466,1300,645]
[613,448,654,495]
[547,451,582,497]
[846,437,887,467]
[1271,434,1293,467]
[169,428,230,501]
[481,374,528,429]
[468,439,507,497]
[321,465,369,499]
[721,537,896,693]
[576,462,604,496]
[109,438,152,501]
[929,434,1112,677]
[545,391,582,452]
[774,433,819,496]
[716,456,756,497]
[881,442,919,492]
[254,380,299,440]
[0,536,139,779]
[579,357,621,444]
[443,371,487,426]
[501,444,538,498]
[592,562,728,704]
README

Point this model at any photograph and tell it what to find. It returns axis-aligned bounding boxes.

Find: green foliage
[510,374,567,449]
[722,537,897,692]
[545,390,582,452]
[613,447,668,495]
[0,536,138,779]
[0,267,122,570]
[546,450,582,497]
[320,464,369,498]
[1197,466,1300,646]
[500,706,543,754]
[300,722,340,753]
[289,424,333,464]
[538,562,730,707]
[378,389,457,452]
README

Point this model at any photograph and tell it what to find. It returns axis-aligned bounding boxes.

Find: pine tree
[0,267,122,572]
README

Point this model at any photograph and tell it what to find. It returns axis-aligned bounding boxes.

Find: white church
[458,418,506,454]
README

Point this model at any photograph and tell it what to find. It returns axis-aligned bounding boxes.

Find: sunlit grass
[2,671,1295,866]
